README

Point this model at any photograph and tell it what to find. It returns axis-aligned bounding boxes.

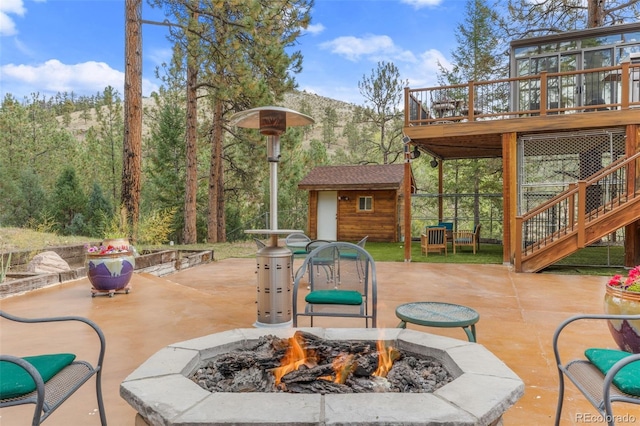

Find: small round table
[395,302,480,342]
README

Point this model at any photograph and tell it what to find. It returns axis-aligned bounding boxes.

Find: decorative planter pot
[604,285,640,353]
[102,237,131,249]
[87,251,135,297]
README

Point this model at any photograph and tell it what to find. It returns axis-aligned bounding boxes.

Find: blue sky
[0,0,465,105]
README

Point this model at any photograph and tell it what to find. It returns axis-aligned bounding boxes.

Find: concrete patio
[1,258,639,425]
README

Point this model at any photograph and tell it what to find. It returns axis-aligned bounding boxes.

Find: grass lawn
[364,241,503,264]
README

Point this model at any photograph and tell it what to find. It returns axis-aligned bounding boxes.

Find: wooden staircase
[515,152,640,272]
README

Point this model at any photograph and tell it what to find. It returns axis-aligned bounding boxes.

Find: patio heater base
[255,245,293,326]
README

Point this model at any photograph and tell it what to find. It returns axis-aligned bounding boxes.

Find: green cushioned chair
[0,311,107,426]
[553,313,640,426]
[0,353,76,399]
[585,348,640,397]
[293,242,377,328]
[305,289,363,305]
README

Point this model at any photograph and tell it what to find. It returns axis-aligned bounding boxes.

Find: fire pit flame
[373,340,400,378]
[329,353,356,384]
[272,333,317,385]
[273,332,400,385]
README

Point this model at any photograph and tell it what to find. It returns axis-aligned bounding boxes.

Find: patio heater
[229,106,315,327]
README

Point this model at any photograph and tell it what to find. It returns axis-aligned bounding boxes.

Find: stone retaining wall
[0,246,214,299]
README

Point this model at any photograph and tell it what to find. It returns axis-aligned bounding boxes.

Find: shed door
[317,191,337,240]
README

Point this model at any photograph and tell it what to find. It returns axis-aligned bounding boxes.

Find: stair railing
[515,152,640,265]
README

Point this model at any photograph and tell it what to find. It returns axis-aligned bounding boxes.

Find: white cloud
[0,59,159,98]
[0,0,26,36]
[400,0,443,9]
[303,23,325,35]
[404,48,450,88]
[320,34,415,63]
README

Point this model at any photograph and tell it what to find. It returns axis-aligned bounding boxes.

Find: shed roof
[298,164,410,191]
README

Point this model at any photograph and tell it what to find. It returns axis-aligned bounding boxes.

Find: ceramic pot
[102,238,131,250]
[87,251,135,294]
[604,285,640,353]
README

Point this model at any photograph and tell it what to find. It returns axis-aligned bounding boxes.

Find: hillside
[63,90,360,148]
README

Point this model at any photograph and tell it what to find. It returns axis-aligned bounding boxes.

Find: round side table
[395,301,480,342]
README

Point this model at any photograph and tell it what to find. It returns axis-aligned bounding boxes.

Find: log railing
[405,62,640,126]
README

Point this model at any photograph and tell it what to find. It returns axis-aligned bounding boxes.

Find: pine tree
[86,183,113,238]
[357,61,407,164]
[51,167,87,235]
[152,0,313,242]
[436,0,506,230]
[501,0,640,37]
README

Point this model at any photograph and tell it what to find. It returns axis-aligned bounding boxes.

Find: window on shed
[358,196,373,211]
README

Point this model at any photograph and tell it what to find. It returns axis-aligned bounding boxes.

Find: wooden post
[577,181,586,248]
[540,71,547,115]
[502,132,517,265]
[625,124,640,266]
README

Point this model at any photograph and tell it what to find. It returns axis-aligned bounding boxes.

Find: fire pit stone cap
[445,344,523,381]
[435,373,525,424]
[175,392,323,425]
[122,346,201,382]
[120,374,211,426]
[121,328,525,426]
[324,392,477,424]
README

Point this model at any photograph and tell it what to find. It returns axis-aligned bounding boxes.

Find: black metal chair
[553,313,640,426]
[0,311,107,425]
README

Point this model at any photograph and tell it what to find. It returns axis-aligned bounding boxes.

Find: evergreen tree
[322,106,338,147]
[51,167,87,235]
[91,86,125,207]
[151,0,313,242]
[86,183,113,238]
[144,89,187,242]
[436,0,506,229]
[500,0,640,37]
[357,61,407,165]
[12,168,47,227]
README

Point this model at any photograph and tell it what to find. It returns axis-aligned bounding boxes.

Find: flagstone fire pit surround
[120,328,524,426]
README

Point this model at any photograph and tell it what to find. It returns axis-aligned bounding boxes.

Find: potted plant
[604,266,640,353]
[85,207,135,297]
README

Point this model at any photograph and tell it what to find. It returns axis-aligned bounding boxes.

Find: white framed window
[358,196,373,211]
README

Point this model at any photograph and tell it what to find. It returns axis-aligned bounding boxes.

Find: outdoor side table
[395,301,479,342]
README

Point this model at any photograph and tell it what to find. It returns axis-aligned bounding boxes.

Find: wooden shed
[298,164,415,243]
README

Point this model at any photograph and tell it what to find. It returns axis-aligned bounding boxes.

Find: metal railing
[405,62,640,125]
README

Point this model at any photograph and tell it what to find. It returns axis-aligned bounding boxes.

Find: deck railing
[515,151,640,262]
[405,62,640,126]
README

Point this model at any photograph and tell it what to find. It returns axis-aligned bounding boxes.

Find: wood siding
[307,189,402,242]
[337,190,398,242]
[307,191,318,240]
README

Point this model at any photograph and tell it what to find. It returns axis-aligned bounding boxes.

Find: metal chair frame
[553,313,640,426]
[0,311,107,425]
[292,242,377,328]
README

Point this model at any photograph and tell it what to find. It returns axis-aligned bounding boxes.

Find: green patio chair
[293,242,377,328]
[0,311,107,425]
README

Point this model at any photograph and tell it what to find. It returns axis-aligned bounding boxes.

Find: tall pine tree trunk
[587,0,604,27]
[183,10,199,244]
[123,0,142,240]
[207,101,225,242]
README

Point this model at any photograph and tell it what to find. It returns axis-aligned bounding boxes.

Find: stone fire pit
[121,328,524,425]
